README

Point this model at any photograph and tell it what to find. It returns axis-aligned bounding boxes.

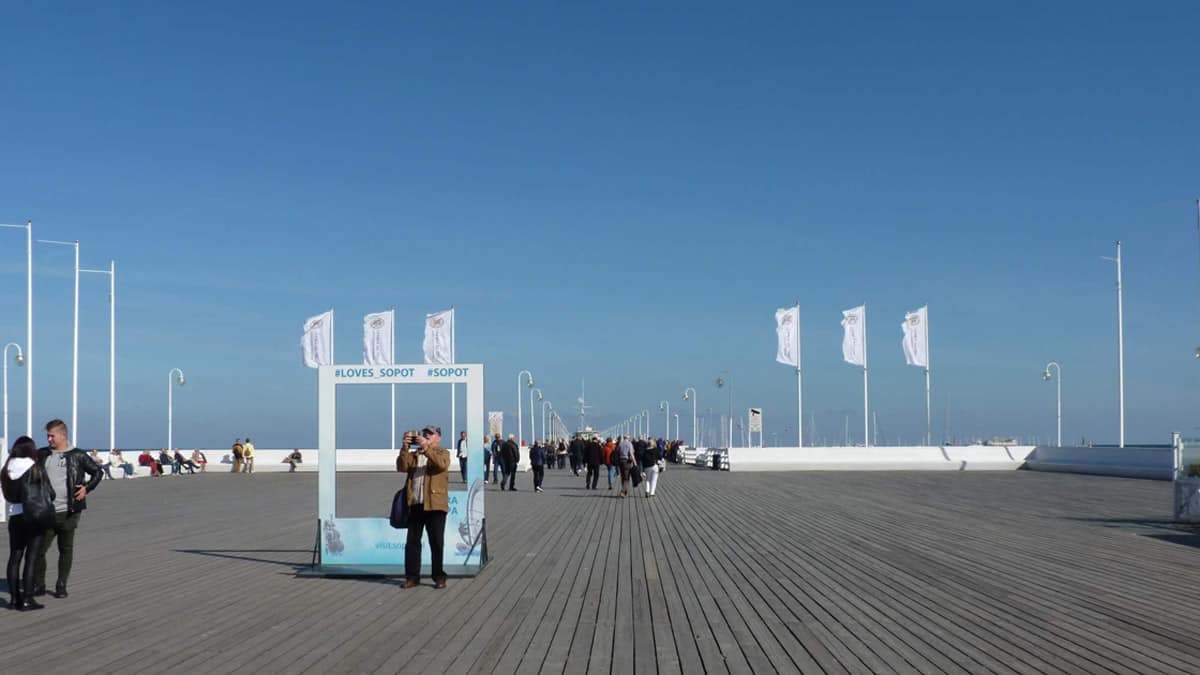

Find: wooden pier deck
[1,466,1197,674]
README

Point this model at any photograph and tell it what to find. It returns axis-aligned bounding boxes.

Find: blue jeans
[607,465,617,487]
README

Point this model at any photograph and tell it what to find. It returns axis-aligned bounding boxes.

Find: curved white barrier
[723,445,1034,472]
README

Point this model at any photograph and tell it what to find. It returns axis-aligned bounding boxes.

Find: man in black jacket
[568,437,584,476]
[500,434,519,491]
[34,418,102,599]
[584,438,603,490]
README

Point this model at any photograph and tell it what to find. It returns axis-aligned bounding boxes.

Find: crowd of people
[482,434,680,498]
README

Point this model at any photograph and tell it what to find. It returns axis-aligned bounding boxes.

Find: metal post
[82,261,117,451]
[168,368,185,451]
[924,305,931,446]
[2,221,34,436]
[796,303,803,448]
[517,370,533,445]
[1116,242,1125,448]
[863,304,870,448]
[3,343,24,449]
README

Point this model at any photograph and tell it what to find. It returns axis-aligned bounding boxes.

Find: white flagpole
[450,306,456,443]
[863,303,869,448]
[924,305,931,446]
[796,303,802,448]
[390,307,395,451]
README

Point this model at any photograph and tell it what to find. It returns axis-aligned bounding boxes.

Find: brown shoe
[402,580,419,589]
[434,580,447,589]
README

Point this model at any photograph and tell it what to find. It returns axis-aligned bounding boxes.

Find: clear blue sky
[1,2,1197,449]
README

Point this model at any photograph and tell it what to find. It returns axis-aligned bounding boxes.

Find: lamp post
[3,343,24,446]
[1043,362,1062,447]
[81,260,116,451]
[659,401,670,439]
[542,400,552,441]
[167,368,185,452]
[683,387,697,449]
[0,221,32,436]
[531,388,542,443]
[517,370,534,446]
[1102,242,1125,447]
[716,373,732,448]
[674,413,680,440]
[641,409,650,439]
[38,238,79,445]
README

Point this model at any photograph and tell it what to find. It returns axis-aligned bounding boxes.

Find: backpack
[233,445,243,459]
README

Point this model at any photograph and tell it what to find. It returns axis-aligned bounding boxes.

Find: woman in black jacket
[2,436,54,610]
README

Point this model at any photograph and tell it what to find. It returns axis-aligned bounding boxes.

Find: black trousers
[532,466,544,489]
[7,515,44,602]
[586,464,600,489]
[503,461,517,489]
[35,511,79,588]
[459,457,467,483]
[405,504,447,582]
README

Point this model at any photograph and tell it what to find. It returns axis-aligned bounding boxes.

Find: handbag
[21,469,57,530]
[389,487,409,529]
[629,462,643,488]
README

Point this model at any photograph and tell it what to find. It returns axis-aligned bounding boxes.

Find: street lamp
[641,409,650,438]
[542,400,552,441]
[80,260,116,451]
[531,388,542,443]
[1101,242,1125,447]
[517,370,534,445]
[0,221,32,436]
[674,412,680,440]
[683,387,697,449]
[716,372,732,448]
[168,368,185,452]
[659,400,670,439]
[1043,362,1062,447]
[38,238,79,445]
[3,343,24,446]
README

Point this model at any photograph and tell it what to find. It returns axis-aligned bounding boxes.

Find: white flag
[363,310,394,366]
[488,411,504,438]
[841,305,866,366]
[902,306,929,368]
[775,306,799,367]
[423,308,454,365]
[301,310,333,368]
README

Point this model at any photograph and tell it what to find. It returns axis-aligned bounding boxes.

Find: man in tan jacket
[396,425,451,588]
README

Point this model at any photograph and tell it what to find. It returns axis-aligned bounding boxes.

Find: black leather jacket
[37,447,102,514]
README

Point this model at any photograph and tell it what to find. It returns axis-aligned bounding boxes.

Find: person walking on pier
[241,438,256,474]
[641,439,664,497]
[584,436,602,490]
[482,437,492,485]
[501,434,519,491]
[231,439,244,473]
[568,436,584,476]
[456,431,468,483]
[616,435,635,498]
[530,441,546,492]
[603,438,617,489]
[490,434,503,484]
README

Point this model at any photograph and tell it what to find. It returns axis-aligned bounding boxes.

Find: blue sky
[0,2,1197,449]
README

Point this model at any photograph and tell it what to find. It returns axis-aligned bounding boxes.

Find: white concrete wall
[722,445,1034,472]
[1022,445,1174,481]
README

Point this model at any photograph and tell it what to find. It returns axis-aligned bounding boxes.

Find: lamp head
[659,402,665,411]
[683,391,690,401]
[15,353,24,367]
[1042,370,1051,381]
[715,377,724,388]
[527,376,535,388]
[177,374,186,386]
[1195,346,1200,360]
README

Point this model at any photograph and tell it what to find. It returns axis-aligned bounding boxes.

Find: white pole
[110,261,115,452]
[796,302,803,447]
[390,307,395,451]
[1057,366,1062,447]
[863,303,870,448]
[530,388,540,444]
[517,370,532,445]
[450,306,456,444]
[925,304,931,447]
[3,343,23,449]
[684,387,697,449]
[0,222,36,436]
[660,401,669,439]
[1116,241,1125,448]
[674,412,679,440]
[71,241,78,446]
[25,222,32,436]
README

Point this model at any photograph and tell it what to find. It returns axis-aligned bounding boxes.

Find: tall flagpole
[925,305,932,447]
[390,307,395,451]
[450,306,456,441]
[796,303,802,447]
[863,303,869,448]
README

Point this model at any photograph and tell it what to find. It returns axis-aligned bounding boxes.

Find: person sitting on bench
[282,449,303,472]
